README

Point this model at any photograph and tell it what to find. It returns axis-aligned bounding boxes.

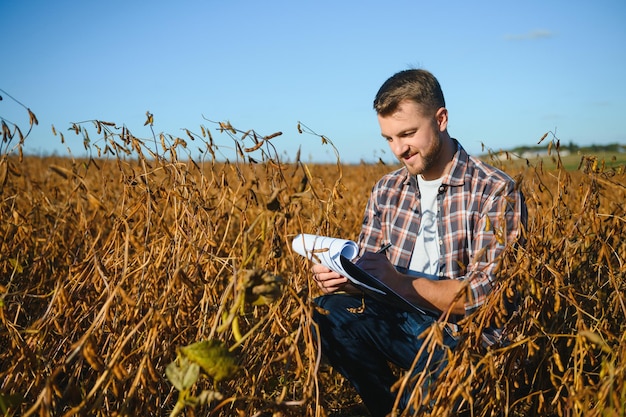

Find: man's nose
[390,138,408,156]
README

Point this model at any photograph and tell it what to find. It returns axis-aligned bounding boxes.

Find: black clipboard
[339,255,427,314]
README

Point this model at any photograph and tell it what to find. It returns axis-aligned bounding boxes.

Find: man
[312,69,527,416]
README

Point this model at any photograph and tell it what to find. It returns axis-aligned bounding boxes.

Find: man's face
[377,100,448,178]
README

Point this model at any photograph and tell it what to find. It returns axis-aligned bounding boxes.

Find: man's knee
[315,293,363,311]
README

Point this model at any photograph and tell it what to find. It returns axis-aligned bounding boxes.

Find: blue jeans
[313,293,457,417]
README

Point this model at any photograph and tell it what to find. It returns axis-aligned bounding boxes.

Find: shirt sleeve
[463,179,527,316]
[358,183,385,255]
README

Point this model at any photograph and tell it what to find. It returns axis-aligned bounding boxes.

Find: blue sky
[1,0,625,163]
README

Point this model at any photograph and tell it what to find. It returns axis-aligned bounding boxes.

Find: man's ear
[435,107,448,132]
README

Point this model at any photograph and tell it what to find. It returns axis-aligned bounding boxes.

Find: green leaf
[180,339,238,382]
[8,258,23,274]
[181,362,200,390]
[166,357,199,391]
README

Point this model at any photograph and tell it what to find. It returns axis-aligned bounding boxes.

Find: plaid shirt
[358,140,527,323]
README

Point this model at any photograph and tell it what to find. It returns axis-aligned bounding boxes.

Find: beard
[400,125,444,176]
[418,132,443,173]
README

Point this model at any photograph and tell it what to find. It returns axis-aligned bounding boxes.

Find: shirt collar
[400,139,468,188]
[442,139,468,187]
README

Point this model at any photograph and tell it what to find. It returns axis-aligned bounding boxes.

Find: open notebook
[292,234,425,314]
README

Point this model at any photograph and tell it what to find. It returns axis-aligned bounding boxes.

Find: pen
[376,242,392,254]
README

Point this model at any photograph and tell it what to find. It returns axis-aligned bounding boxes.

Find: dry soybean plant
[0,107,358,416]
[0,100,625,417]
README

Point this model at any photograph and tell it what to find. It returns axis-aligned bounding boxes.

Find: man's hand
[355,251,414,300]
[311,264,348,294]
[356,251,467,316]
[355,252,400,283]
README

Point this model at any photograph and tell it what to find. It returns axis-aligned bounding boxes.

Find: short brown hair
[373,69,446,116]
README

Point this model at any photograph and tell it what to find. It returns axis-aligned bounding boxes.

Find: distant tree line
[509,142,625,155]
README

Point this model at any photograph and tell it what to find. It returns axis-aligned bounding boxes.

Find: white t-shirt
[408,175,442,277]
